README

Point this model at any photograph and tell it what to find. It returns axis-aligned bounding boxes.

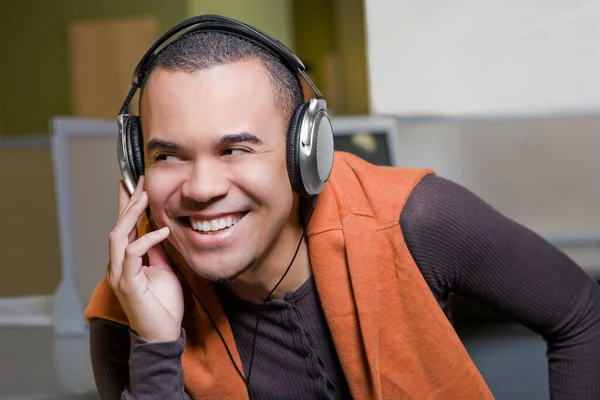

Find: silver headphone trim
[117,114,137,195]
[298,98,331,196]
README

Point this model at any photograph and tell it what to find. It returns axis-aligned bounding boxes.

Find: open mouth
[182,213,246,235]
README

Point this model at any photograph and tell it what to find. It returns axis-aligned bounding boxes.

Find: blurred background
[0,1,598,399]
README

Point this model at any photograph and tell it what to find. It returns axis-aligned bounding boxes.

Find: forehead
[139,59,284,141]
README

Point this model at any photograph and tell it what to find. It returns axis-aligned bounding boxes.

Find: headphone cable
[245,211,311,384]
[245,196,317,387]
[149,195,317,390]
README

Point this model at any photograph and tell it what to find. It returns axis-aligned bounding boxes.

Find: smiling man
[141,58,304,292]
[86,15,600,400]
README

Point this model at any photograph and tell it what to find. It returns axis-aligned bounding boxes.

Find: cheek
[241,156,293,210]
[250,150,290,184]
[145,173,179,216]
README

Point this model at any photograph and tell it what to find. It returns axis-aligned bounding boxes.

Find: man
[86,16,600,400]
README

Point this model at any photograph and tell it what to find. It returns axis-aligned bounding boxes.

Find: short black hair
[139,31,304,121]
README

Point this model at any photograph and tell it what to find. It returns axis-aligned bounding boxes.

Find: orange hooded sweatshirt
[86,151,494,399]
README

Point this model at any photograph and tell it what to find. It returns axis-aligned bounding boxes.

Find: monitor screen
[333,131,393,166]
[330,116,399,166]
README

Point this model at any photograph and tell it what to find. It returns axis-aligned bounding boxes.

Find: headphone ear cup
[287,103,310,198]
[127,116,145,183]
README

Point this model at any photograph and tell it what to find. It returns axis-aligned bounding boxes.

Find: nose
[181,160,230,204]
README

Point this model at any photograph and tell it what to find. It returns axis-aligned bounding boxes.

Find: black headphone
[117,14,335,199]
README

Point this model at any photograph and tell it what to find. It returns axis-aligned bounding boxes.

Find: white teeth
[189,215,242,232]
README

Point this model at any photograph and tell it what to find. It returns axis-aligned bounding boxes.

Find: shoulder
[401,174,497,235]
[331,151,433,186]
[329,152,435,223]
[399,174,510,276]
[397,175,509,302]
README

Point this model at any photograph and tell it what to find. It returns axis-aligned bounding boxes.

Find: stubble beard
[203,257,258,284]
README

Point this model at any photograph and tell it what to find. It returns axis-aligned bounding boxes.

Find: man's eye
[154,153,178,162]
[222,148,247,156]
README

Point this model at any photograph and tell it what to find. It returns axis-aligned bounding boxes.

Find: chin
[184,252,255,283]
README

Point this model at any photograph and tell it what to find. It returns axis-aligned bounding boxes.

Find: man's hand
[107,176,184,343]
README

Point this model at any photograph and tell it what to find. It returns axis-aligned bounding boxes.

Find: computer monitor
[330,115,400,167]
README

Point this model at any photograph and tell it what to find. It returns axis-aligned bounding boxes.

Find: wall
[0,55,3,134]
[364,0,600,117]
[332,0,370,115]
[0,0,187,136]
[0,9,6,135]
[293,0,369,115]
[293,0,336,103]
[0,140,61,297]
[393,113,600,241]
[186,0,294,48]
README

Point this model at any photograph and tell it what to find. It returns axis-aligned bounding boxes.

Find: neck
[224,198,315,302]
[224,226,312,303]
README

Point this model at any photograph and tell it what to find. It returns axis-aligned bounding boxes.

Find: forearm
[90,318,191,400]
[122,328,190,400]
[546,283,600,400]
[547,341,600,399]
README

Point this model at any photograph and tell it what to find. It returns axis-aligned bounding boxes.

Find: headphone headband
[132,14,305,86]
[119,14,321,114]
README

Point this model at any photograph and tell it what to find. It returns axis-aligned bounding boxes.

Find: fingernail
[140,191,147,200]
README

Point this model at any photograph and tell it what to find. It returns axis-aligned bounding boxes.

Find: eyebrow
[219,132,263,146]
[146,132,264,153]
[146,138,178,152]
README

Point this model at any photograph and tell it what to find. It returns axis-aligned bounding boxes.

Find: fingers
[109,191,149,280]
[121,227,170,285]
[109,177,149,285]
[118,190,149,239]
[119,176,145,218]
[118,181,140,243]
[118,180,130,217]
[147,239,172,267]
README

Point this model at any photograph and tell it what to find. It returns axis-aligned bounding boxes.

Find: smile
[178,212,248,249]
[187,213,245,234]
